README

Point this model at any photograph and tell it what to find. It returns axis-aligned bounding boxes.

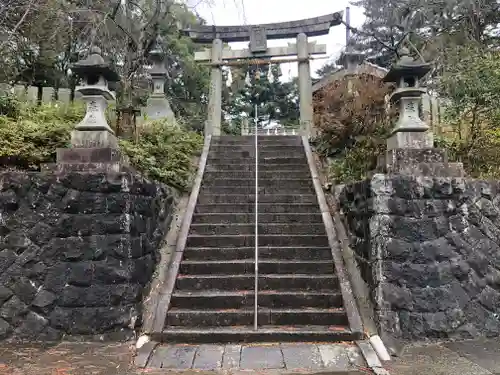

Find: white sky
[191,0,365,80]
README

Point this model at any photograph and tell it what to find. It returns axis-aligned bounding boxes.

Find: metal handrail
[253,104,259,330]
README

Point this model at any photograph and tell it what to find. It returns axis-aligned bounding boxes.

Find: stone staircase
[160,136,362,343]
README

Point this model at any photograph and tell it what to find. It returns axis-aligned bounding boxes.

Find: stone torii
[182,12,343,136]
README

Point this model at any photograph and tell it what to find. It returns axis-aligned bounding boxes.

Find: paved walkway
[0,341,372,375]
[136,341,370,373]
[1,338,500,374]
[385,338,500,375]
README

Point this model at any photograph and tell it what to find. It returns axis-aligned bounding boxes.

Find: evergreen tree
[315,62,338,79]
[223,63,299,131]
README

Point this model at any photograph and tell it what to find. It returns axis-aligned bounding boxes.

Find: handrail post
[253,104,259,331]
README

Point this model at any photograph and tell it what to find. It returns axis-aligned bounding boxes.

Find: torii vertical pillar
[297,33,313,136]
[207,38,223,136]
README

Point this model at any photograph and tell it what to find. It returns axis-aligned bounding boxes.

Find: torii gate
[182,12,343,136]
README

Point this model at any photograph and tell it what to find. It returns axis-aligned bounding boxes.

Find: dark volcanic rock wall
[339,174,500,341]
[0,171,175,342]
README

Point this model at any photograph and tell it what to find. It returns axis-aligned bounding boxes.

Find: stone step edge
[205,163,308,166]
[210,145,304,148]
[197,195,316,197]
[181,259,332,264]
[158,326,354,333]
[186,234,327,238]
[167,308,346,314]
[155,326,355,337]
[176,274,338,279]
[206,157,307,159]
[194,203,319,206]
[207,157,307,160]
[201,187,313,189]
[189,223,325,227]
[192,212,321,215]
[203,171,311,174]
[203,169,310,175]
[210,142,302,144]
[201,178,312,181]
[183,246,332,250]
[171,290,343,297]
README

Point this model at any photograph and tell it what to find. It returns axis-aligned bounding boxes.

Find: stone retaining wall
[338,175,500,341]
[0,171,175,341]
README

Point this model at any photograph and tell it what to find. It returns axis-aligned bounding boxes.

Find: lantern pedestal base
[50,147,130,173]
[387,131,433,151]
[376,148,465,177]
[70,129,119,149]
[144,96,176,124]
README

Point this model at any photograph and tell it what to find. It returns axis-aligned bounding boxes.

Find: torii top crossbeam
[181,12,343,43]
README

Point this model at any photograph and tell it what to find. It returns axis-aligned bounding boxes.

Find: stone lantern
[378,48,464,177]
[337,45,365,94]
[144,34,176,124]
[383,48,432,150]
[55,46,127,172]
[337,41,365,75]
[70,46,120,148]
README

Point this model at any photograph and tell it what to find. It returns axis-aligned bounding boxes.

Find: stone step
[175,274,338,291]
[166,308,349,327]
[208,150,306,160]
[209,145,304,153]
[179,260,334,275]
[211,136,302,146]
[169,290,344,309]
[194,203,320,214]
[212,135,301,139]
[207,156,307,165]
[203,171,311,179]
[191,213,324,224]
[201,178,313,188]
[196,194,318,205]
[188,223,326,236]
[205,163,310,172]
[186,234,330,248]
[182,247,333,261]
[200,185,313,195]
[157,326,359,343]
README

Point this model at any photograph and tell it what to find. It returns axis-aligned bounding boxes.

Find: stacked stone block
[339,175,500,340]
[0,171,174,341]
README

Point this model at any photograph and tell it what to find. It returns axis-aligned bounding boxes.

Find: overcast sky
[191,0,365,80]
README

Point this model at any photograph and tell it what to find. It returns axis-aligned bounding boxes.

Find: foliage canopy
[313,74,394,183]
[0,98,202,191]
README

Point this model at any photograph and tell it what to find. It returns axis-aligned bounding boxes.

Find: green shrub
[120,119,203,191]
[0,101,203,191]
[435,129,500,179]
[436,44,500,179]
[327,137,386,184]
[313,75,394,184]
[0,94,21,118]
[0,102,81,169]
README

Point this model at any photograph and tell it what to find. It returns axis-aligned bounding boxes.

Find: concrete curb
[370,335,391,362]
[149,135,212,335]
[304,142,392,365]
[141,189,186,334]
[302,136,364,340]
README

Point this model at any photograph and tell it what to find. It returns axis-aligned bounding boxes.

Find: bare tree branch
[0,0,36,50]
